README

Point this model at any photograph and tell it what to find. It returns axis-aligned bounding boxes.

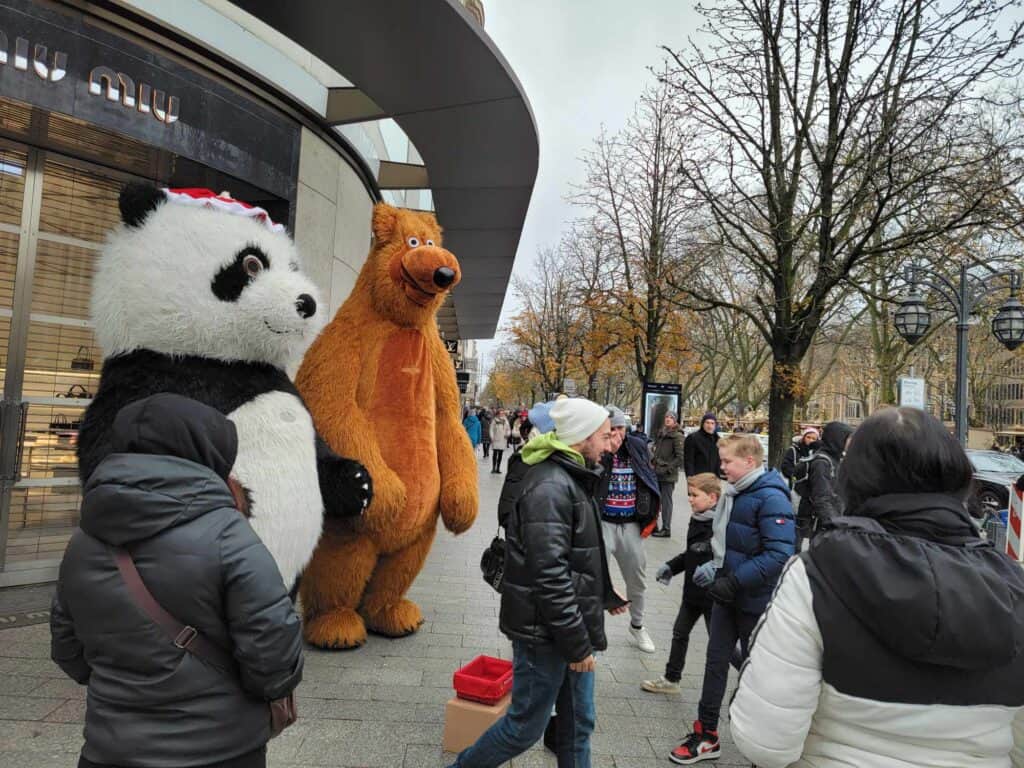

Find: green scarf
[520,431,585,467]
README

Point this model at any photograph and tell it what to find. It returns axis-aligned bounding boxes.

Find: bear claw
[303,607,367,650]
[362,599,424,638]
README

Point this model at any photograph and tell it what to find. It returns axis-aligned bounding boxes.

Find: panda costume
[77,183,372,590]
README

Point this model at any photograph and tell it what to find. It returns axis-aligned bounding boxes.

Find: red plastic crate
[453,655,513,705]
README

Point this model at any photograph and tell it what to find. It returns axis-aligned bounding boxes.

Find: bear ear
[372,202,399,243]
[119,182,166,228]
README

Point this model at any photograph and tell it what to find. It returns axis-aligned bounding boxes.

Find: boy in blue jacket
[670,434,795,765]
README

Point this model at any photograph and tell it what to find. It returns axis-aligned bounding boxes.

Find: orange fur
[296,203,479,648]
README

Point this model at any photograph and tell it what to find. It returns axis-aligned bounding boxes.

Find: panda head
[93,183,325,369]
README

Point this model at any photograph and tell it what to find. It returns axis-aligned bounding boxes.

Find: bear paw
[362,599,424,638]
[320,456,373,518]
[303,607,367,650]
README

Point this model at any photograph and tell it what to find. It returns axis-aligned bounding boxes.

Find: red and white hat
[161,188,285,233]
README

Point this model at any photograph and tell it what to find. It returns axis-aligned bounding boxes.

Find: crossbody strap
[111,545,236,673]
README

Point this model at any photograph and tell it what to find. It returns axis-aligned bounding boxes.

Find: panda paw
[320,456,373,518]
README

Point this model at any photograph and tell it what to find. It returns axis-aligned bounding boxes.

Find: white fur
[228,391,323,586]
[93,203,325,370]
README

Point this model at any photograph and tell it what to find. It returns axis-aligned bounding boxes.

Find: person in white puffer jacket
[730,406,1024,768]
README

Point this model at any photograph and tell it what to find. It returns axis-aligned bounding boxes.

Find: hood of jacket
[80,393,239,546]
[821,421,854,458]
[521,431,585,467]
[748,468,792,496]
[813,492,1024,671]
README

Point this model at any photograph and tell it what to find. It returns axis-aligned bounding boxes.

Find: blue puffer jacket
[722,469,796,614]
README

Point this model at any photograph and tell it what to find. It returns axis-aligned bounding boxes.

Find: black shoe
[652,529,671,538]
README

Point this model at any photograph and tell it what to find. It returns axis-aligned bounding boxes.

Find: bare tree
[662,0,1024,464]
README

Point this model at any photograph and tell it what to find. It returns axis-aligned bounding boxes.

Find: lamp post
[895,263,1024,445]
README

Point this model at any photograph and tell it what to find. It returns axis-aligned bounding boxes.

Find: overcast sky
[474,1,701,361]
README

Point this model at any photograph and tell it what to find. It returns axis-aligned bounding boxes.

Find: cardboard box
[442,694,512,753]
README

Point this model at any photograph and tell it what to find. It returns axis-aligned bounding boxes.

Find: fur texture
[296,203,479,649]
[79,185,372,588]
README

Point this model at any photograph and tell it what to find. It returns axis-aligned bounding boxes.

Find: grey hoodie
[50,394,303,767]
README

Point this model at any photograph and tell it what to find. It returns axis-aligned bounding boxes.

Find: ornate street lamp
[895,264,1023,445]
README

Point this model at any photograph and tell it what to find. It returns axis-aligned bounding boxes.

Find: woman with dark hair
[729,406,1024,768]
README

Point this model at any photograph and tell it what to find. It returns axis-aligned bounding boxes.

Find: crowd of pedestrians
[50,388,1024,768]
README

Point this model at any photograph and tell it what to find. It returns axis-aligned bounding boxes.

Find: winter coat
[780,439,820,482]
[489,417,511,451]
[499,436,621,663]
[666,515,714,607]
[463,414,482,447]
[479,412,493,444]
[497,451,528,529]
[683,428,721,478]
[730,493,1024,768]
[597,433,661,526]
[50,394,303,768]
[653,426,686,483]
[721,469,796,615]
[797,423,853,524]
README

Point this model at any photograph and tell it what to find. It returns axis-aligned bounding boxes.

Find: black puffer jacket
[50,394,303,768]
[499,450,621,663]
[666,516,715,607]
[798,422,854,524]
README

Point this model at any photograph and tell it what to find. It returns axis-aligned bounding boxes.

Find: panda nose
[433,267,456,289]
[296,294,317,319]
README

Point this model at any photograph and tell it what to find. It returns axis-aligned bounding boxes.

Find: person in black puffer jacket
[641,473,721,694]
[451,398,627,768]
[50,394,303,768]
[796,421,854,550]
[684,412,721,478]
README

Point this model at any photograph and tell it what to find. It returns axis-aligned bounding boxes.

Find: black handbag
[480,532,506,592]
[70,346,94,371]
[57,384,93,400]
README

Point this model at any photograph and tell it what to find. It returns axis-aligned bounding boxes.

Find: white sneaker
[629,625,656,653]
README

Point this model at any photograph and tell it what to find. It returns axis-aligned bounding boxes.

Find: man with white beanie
[449,397,627,768]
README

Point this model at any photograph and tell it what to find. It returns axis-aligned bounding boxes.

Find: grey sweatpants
[601,520,646,627]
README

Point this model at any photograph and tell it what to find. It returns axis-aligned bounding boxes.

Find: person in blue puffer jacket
[669,433,795,766]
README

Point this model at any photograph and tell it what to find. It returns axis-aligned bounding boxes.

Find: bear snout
[433,267,456,289]
[296,293,317,319]
[399,246,461,294]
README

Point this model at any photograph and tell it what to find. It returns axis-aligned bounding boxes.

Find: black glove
[708,575,739,605]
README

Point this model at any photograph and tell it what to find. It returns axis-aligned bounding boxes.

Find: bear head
[93,183,325,369]
[363,203,461,326]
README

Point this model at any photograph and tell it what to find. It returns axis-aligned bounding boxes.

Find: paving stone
[0,697,65,721]
[43,699,86,724]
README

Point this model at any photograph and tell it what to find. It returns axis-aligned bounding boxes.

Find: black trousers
[79,747,266,768]
[491,449,505,472]
[697,602,759,731]
[665,599,713,682]
[795,515,816,553]
[482,440,491,458]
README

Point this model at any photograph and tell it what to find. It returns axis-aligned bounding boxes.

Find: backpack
[792,451,835,496]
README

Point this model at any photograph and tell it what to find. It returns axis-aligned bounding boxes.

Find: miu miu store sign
[0,30,179,125]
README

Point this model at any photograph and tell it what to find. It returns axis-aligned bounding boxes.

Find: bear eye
[243,255,264,277]
[426,239,435,247]
[407,237,420,248]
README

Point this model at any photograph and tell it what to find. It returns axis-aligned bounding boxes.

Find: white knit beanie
[551,397,610,446]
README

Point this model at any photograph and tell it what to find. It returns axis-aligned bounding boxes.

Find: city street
[0,454,755,768]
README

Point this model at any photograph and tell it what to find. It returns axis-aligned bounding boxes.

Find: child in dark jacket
[642,473,721,694]
[50,394,303,768]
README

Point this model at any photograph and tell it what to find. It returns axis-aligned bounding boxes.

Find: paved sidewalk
[0,453,753,768]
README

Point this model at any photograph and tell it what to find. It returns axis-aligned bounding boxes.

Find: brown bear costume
[295,203,479,649]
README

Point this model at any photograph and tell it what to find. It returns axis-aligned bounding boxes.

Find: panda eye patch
[212,245,270,302]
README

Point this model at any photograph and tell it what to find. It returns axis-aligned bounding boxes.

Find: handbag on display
[56,383,93,400]
[49,413,80,436]
[70,346,95,371]
[110,544,298,739]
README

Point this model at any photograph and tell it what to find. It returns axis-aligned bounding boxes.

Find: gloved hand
[693,562,717,588]
[655,563,673,585]
[708,575,740,605]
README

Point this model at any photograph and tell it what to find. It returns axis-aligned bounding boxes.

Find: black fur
[119,183,166,228]
[212,245,270,302]
[77,349,372,519]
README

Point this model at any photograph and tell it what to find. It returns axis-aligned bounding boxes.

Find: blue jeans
[450,640,596,768]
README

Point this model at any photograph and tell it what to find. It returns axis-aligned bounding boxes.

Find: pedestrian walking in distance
[642,473,721,694]
[670,434,794,765]
[479,408,493,459]
[462,409,482,453]
[795,421,853,551]
[780,426,820,510]
[599,405,661,654]
[449,397,628,768]
[489,408,511,473]
[652,411,686,537]
[684,412,722,479]
[50,394,303,768]
[730,407,1024,767]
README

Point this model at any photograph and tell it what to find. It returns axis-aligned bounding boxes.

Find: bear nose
[296,293,317,319]
[433,267,456,289]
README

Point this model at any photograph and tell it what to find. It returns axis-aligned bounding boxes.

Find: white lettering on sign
[0,31,66,81]
[88,66,179,124]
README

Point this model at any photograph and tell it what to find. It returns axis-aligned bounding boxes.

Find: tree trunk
[767,355,799,468]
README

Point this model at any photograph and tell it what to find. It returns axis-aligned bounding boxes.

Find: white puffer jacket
[730,505,1024,768]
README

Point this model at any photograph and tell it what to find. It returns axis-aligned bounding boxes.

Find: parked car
[966,449,1024,516]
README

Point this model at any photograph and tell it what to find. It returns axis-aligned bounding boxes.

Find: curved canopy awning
[231,0,539,339]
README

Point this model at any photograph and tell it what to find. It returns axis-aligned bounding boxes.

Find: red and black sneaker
[669,720,721,764]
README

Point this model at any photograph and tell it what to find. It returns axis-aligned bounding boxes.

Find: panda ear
[372,202,399,243]
[119,183,166,228]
